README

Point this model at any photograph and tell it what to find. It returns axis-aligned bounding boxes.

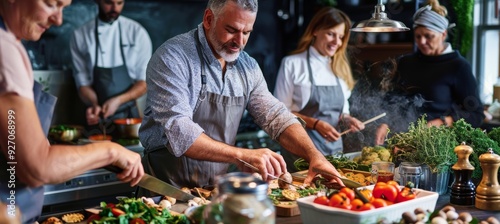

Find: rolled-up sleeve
[144,37,204,157]
[244,58,299,140]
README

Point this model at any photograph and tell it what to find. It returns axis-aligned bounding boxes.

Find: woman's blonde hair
[427,0,448,17]
[290,7,354,90]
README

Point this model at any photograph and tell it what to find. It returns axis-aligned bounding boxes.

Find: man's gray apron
[138,30,247,194]
[92,18,139,121]
[0,76,56,223]
[281,48,344,172]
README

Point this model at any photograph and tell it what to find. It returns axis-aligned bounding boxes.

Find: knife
[104,165,195,202]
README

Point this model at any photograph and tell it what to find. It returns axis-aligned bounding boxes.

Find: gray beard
[208,27,241,62]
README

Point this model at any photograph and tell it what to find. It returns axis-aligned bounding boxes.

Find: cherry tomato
[360,203,375,211]
[87,214,101,224]
[350,198,364,211]
[336,202,352,210]
[396,188,416,203]
[313,195,329,206]
[372,182,398,202]
[328,193,350,208]
[111,208,126,217]
[386,181,401,193]
[129,218,146,224]
[359,189,373,202]
[371,198,388,208]
[339,187,355,201]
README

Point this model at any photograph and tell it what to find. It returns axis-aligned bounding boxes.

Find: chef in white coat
[274,7,364,171]
[70,0,152,127]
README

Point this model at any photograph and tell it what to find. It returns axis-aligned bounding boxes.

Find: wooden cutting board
[271,175,307,217]
[275,200,300,217]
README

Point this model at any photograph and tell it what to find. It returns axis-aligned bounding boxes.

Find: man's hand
[102,97,122,119]
[236,148,287,181]
[304,156,345,187]
[86,105,102,125]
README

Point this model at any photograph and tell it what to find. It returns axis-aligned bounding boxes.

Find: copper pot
[113,118,142,139]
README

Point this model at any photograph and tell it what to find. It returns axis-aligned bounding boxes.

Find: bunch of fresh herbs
[387,116,459,174]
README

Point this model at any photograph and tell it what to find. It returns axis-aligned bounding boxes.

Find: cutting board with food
[268,178,316,217]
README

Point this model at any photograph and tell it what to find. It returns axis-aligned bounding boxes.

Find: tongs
[312,167,363,189]
[237,158,301,188]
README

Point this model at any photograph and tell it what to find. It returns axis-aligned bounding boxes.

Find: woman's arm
[0,94,144,187]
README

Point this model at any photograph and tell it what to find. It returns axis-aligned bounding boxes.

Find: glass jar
[398,162,422,188]
[203,172,275,224]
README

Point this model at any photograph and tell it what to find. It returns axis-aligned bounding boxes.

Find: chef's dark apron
[281,48,344,172]
[92,18,139,120]
[138,30,247,193]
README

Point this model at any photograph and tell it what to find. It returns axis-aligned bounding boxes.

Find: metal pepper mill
[475,148,500,210]
[450,142,475,205]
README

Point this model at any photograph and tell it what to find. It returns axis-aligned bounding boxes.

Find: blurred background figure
[374,0,484,144]
[274,7,364,171]
[70,0,152,128]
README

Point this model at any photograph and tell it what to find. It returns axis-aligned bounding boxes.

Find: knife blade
[237,159,301,188]
[104,165,195,202]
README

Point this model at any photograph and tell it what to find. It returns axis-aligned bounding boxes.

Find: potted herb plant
[386,115,459,195]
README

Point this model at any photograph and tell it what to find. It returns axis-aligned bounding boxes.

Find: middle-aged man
[70,0,152,126]
[139,0,344,192]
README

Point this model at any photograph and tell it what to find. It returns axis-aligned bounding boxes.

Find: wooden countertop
[276,193,500,224]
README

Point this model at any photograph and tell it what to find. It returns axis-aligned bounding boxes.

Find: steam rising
[343,58,425,152]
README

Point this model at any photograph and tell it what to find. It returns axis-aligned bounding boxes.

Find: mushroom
[278,172,293,189]
[141,197,156,206]
[187,199,199,207]
[158,200,172,210]
[163,196,176,205]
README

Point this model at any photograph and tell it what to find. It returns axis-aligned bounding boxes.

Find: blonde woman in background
[274,7,364,171]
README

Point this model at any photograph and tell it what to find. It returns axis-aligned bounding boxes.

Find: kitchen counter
[276,193,500,224]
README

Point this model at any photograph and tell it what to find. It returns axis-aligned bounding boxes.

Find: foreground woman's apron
[0,80,57,223]
[139,30,247,194]
[92,18,139,121]
[281,48,344,172]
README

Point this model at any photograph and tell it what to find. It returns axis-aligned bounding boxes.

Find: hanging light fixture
[351,0,410,32]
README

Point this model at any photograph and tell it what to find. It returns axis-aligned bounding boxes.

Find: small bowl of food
[113,118,142,139]
[88,134,112,142]
[49,125,83,142]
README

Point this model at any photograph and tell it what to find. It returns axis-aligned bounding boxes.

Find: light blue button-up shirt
[139,23,298,156]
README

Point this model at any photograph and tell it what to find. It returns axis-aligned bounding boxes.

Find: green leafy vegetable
[453,119,500,179]
[294,153,370,171]
[90,197,189,224]
[387,116,458,174]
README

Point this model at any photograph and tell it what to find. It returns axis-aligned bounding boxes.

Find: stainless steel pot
[113,118,142,139]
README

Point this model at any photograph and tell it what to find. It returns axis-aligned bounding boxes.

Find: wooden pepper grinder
[475,148,500,210]
[450,142,475,205]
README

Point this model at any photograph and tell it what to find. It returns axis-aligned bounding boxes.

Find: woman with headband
[374,0,484,144]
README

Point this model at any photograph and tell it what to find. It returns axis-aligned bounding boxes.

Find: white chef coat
[70,16,152,87]
[274,46,351,114]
